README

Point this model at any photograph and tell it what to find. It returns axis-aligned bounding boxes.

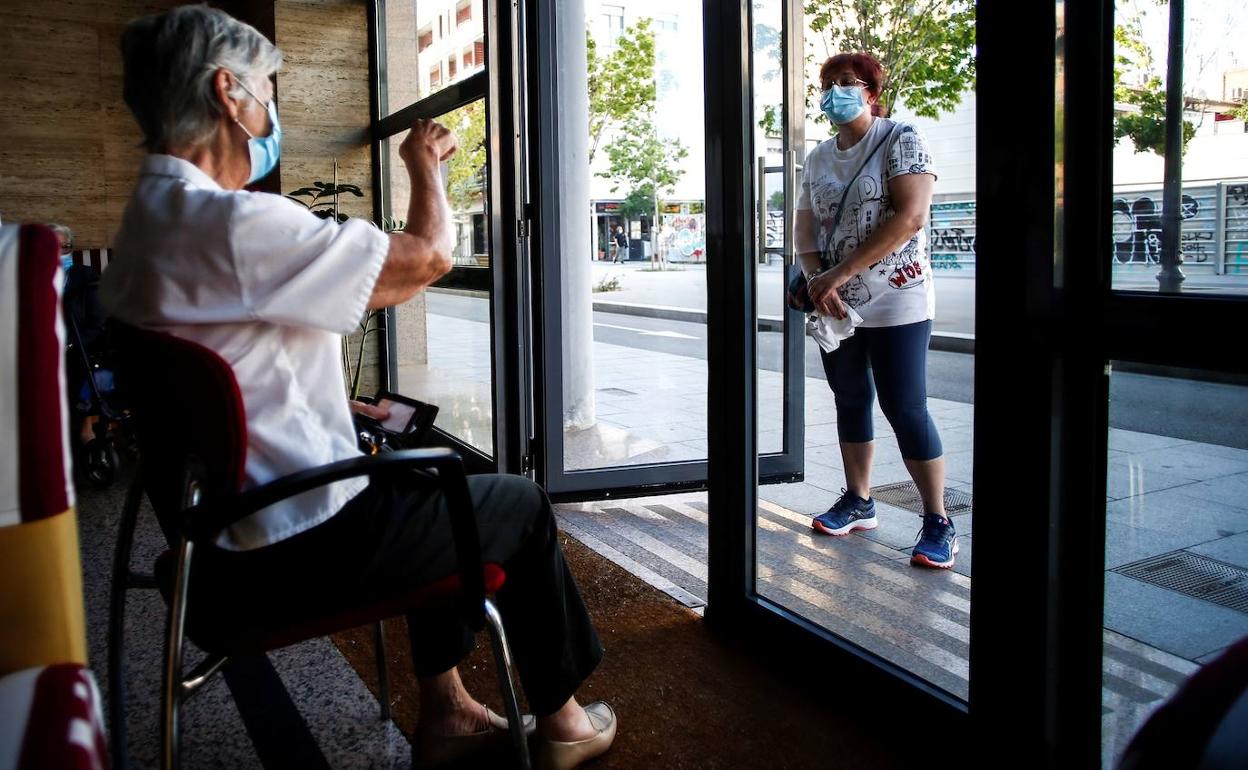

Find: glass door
[749,0,979,703]
[371,0,529,474]
[528,0,805,499]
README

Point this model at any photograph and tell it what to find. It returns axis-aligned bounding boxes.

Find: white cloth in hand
[806,306,863,353]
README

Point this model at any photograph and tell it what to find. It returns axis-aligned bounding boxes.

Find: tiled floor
[78,474,410,769]
[554,488,1220,769]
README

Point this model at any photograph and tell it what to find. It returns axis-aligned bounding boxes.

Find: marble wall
[274,0,388,390]
[0,1,182,247]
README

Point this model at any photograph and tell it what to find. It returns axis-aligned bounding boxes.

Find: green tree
[443,100,488,211]
[1113,2,1196,156]
[598,113,688,217]
[804,0,975,120]
[589,17,688,260]
[586,18,657,163]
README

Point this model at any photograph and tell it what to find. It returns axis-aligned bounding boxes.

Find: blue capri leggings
[818,319,943,461]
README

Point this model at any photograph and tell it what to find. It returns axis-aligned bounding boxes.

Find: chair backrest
[112,324,248,541]
[0,223,87,673]
[68,247,111,274]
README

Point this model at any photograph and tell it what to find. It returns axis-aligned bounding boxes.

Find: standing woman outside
[796,52,956,569]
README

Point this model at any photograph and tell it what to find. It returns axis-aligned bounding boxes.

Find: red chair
[107,324,529,770]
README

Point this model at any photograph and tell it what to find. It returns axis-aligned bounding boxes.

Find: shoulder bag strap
[816,121,902,271]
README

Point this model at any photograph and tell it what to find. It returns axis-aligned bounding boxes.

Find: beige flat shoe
[412,707,536,768]
[534,701,618,770]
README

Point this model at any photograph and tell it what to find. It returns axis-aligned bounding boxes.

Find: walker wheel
[82,438,119,489]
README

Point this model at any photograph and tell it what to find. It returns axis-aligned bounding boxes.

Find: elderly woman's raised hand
[399,118,458,169]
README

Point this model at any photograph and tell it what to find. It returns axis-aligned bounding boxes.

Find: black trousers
[191,474,603,716]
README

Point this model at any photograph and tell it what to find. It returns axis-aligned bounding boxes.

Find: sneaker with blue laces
[812,490,877,536]
[911,513,959,569]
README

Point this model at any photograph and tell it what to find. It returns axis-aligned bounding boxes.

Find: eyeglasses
[827,76,868,89]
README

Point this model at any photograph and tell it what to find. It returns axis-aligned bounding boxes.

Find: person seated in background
[100,6,615,768]
[50,223,114,447]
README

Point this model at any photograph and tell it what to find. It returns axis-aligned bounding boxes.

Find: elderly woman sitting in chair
[101,6,615,768]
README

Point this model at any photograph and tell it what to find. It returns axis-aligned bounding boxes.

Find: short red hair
[820,52,888,117]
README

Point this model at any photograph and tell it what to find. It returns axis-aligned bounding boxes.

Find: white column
[555,0,596,430]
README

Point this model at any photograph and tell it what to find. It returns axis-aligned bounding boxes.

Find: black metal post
[1157,0,1185,292]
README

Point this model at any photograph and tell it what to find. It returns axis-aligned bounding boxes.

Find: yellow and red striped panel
[0,224,87,674]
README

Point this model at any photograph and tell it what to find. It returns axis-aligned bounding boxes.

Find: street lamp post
[1157,0,1186,293]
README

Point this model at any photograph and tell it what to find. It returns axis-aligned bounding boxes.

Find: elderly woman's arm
[367,119,458,309]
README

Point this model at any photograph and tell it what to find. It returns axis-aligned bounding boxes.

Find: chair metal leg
[483,598,530,770]
[180,654,228,698]
[374,619,391,721]
[162,535,195,770]
[108,472,146,770]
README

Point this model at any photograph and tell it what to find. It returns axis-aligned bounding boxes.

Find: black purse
[786,124,899,313]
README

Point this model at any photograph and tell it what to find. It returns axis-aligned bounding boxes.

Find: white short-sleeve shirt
[101,155,389,550]
[797,117,938,328]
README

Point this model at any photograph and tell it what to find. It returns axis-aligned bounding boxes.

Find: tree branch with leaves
[586,18,657,164]
[1113,1,1196,156]
[802,0,975,121]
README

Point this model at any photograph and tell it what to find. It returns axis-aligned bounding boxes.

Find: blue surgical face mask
[232,76,282,184]
[61,254,74,272]
[820,84,868,125]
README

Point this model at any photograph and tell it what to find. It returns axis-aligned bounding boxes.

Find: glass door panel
[752,0,977,702]
[375,0,503,463]
[386,99,495,456]
[536,0,805,496]
[1109,0,1248,295]
[1101,363,1248,766]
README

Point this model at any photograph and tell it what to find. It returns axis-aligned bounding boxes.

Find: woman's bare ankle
[416,669,492,736]
[537,698,597,742]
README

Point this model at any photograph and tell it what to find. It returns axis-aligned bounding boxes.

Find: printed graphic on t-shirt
[799,120,937,326]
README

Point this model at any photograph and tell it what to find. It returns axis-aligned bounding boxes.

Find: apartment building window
[417,27,433,53]
[474,37,484,68]
[602,4,624,45]
[429,64,441,89]
[456,1,471,26]
[448,56,457,79]
[463,45,474,69]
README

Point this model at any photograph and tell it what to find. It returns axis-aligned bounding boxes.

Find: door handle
[784,150,803,267]
[756,156,768,266]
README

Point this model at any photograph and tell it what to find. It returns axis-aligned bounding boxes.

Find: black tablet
[373,391,439,437]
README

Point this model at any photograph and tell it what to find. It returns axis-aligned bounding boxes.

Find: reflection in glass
[1102,364,1248,766]
[387,99,494,455]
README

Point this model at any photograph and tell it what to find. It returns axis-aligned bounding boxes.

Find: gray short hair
[121,5,283,152]
[48,224,73,248]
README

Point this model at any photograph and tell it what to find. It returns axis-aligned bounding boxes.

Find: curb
[593,300,976,352]
[593,300,788,332]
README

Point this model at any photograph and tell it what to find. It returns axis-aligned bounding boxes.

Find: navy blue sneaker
[911,513,959,569]
[812,490,877,536]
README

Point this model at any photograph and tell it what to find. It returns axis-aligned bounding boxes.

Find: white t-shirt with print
[797,117,938,328]
[101,154,390,551]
